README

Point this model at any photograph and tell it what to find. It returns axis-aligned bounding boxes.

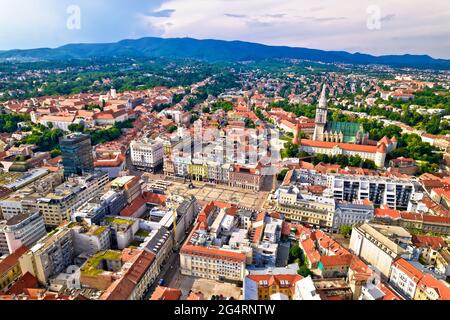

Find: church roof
[325,121,364,143]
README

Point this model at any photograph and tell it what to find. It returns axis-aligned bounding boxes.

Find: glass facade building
[60,133,94,178]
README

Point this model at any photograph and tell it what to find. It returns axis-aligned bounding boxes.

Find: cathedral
[313,85,369,145]
[291,84,396,168]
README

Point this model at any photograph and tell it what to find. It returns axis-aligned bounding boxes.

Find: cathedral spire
[319,84,327,109]
[313,84,328,141]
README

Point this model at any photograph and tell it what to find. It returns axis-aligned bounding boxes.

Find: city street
[144,250,181,300]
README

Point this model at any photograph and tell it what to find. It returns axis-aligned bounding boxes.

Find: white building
[71,224,111,256]
[0,211,47,255]
[328,174,416,210]
[349,224,407,278]
[130,137,164,172]
[333,200,374,231]
[389,258,422,299]
[294,276,321,300]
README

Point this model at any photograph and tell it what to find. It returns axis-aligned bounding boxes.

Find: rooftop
[80,250,122,276]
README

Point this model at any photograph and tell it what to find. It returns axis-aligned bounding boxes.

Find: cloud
[224,13,248,18]
[147,9,176,18]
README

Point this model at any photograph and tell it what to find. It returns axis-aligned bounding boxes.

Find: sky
[0,0,449,58]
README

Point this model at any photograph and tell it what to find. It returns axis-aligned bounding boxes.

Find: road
[144,249,181,300]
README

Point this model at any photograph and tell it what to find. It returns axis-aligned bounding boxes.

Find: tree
[281,141,300,159]
[298,265,312,277]
[349,155,363,167]
[211,100,233,112]
[246,119,256,129]
[339,225,353,237]
[167,125,178,133]
[425,115,441,135]
[50,149,62,158]
[289,243,301,263]
[277,169,289,182]
[68,123,85,132]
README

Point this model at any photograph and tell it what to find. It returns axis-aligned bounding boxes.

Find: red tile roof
[150,286,182,300]
[0,246,28,275]
[301,238,321,265]
[299,139,380,153]
[378,282,402,300]
[320,254,353,267]
[374,207,402,220]
[181,245,246,263]
[100,249,156,300]
[247,274,303,289]
[392,258,424,283]
[416,274,450,300]
[6,272,39,295]
[412,235,447,250]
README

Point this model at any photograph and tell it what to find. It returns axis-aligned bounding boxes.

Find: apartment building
[104,216,139,250]
[229,164,264,191]
[0,246,28,292]
[244,274,303,300]
[414,274,450,300]
[81,249,158,300]
[19,226,74,284]
[0,171,64,220]
[179,201,249,283]
[110,176,142,205]
[180,246,247,282]
[328,174,416,210]
[333,200,374,231]
[389,258,423,299]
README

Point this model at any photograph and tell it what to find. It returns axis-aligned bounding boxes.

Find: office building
[0,211,47,255]
[130,137,164,172]
[37,172,108,227]
[60,134,94,178]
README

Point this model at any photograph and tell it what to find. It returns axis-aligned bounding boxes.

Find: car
[158,279,166,286]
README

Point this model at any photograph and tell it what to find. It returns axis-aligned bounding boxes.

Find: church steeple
[319,84,327,109]
[313,84,328,141]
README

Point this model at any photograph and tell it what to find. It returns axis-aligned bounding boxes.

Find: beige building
[37,172,108,227]
[435,249,450,279]
[276,186,335,228]
[0,171,64,220]
[19,225,74,284]
[180,246,247,282]
[349,223,407,278]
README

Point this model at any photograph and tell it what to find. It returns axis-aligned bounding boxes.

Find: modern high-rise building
[60,133,94,178]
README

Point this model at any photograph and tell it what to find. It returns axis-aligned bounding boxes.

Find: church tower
[313,85,328,141]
